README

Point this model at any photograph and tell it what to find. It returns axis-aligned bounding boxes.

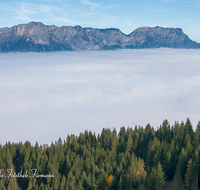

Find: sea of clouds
[0,48,200,145]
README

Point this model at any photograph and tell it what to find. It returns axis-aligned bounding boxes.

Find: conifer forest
[0,118,199,190]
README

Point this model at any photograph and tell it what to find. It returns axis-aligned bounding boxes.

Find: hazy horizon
[0,48,200,145]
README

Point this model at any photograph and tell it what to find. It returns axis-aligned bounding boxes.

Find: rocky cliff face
[0,22,199,52]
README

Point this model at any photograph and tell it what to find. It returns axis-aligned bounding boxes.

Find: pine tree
[77,180,84,190]
[126,133,133,152]
[168,173,185,190]
[184,159,194,189]
[117,176,123,190]
[137,158,147,181]
[155,162,166,190]
[185,118,194,139]
[146,167,156,190]
[163,149,172,181]
[60,175,66,190]
[138,184,146,190]
[176,147,188,181]
[51,169,60,190]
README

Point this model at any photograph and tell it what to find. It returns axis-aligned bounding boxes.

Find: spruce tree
[155,162,166,190]
[184,159,194,189]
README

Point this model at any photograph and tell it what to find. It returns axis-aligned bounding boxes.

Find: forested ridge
[0,118,199,190]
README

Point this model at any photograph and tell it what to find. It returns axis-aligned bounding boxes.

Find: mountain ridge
[0,21,199,52]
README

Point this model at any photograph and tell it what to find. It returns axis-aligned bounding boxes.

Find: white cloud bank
[0,48,200,145]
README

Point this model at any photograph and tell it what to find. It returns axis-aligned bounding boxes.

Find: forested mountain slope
[0,118,199,189]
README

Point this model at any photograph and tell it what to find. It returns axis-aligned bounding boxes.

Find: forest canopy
[0,118,199,190]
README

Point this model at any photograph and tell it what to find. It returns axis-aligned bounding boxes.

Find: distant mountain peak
[0,22,199,52]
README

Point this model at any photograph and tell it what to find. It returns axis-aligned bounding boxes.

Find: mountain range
[0,21,199,52]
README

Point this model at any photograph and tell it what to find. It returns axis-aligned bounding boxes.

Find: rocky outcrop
[0,22,199,52]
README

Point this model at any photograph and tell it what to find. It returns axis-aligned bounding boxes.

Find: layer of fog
[0,48,200,145]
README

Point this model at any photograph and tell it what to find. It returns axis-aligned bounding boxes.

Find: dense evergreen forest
[0,118,199,190]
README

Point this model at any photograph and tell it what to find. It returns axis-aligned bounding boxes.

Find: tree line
[0,118,199,189]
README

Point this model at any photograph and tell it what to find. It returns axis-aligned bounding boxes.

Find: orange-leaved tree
[106,175,113,187]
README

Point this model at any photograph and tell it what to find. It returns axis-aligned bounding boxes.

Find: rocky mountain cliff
[0,22,199,52]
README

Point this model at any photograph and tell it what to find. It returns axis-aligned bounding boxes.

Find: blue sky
[0,0,200,42]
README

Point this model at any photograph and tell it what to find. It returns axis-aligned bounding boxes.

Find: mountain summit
[0,22,199,52]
